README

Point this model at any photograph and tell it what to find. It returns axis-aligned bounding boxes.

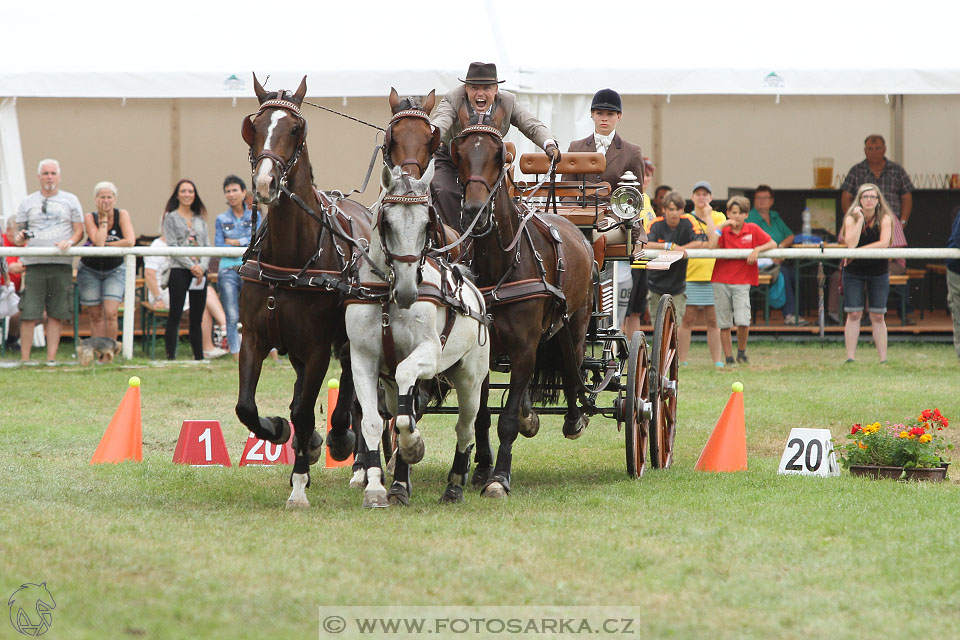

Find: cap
[692,180,712,194]
[590,88,622,113]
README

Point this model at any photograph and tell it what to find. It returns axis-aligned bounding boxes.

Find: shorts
[77,263,126,306]
[627,269,648,314]
[843,270,889,314]
[19,263,73,321]
[713,283,751,328]
[685,281,715,306]
[647,290,686,326]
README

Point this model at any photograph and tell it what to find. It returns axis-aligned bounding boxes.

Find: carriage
[238,81,681,509]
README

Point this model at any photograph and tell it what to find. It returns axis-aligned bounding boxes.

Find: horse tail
[529,337,564,405]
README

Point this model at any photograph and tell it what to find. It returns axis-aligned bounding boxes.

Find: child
[708,195,776,364]
[679,181,724,366]
[644,191,702,324]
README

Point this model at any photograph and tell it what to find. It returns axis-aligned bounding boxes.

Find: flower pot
[903,467,947,482]
[848,465,904,479]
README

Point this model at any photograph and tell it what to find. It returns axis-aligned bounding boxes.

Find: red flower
[909,426,925,437]
[851,424,862,434]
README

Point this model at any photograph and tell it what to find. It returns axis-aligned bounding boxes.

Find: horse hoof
[399,436,425,465]
[387,482,410,506]
[291,430,324,465]
[562,415,589,440]
[440,484,464,504]
[285,497,310,509]
[518,411,540,438]
[481,482,507,499]
[349,469,366,489]
[363,488,390,509]
[471,465,491,488]
[270,417,291,445]
[327,428,356,462]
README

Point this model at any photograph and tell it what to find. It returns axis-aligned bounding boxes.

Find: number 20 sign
[777,428,840,477]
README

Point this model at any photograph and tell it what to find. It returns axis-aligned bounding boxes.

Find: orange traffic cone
[695,381,747,472]
[324,378,353,468]
[91,376,143,464]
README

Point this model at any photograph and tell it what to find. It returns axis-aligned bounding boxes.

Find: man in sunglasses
[14,158,84,366]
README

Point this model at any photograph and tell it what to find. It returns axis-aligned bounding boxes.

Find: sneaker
[20,361,39,367]
[715,361,725,368]
[725,356,735,365]
[203,347,229,360]
[46,360,58,367]
[736,352,749,364]
[784,314,811,326]
[212,325,228,350]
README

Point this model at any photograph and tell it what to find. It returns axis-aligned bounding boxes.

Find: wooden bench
[750,273,774,325]
[140,300,169,359]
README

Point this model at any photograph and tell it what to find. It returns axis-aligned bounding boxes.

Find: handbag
[0,283,20,317]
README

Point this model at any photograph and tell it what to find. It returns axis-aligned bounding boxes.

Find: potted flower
[838,409,952,481]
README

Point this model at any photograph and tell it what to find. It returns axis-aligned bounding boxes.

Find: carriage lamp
[609,171,644,223]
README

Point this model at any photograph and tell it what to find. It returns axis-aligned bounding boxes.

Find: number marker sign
[777,428,839,477]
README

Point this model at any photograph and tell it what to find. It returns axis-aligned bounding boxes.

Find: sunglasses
[42,198,49,214]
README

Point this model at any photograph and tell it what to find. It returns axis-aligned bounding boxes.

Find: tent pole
[892,94,904,164]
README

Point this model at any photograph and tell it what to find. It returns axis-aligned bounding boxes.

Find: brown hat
[459,62,505,85]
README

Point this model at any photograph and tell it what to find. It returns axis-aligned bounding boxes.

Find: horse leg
[393,339,441,465]
[556,317,591,440]
[517,388,540,438]
[441,362,481,504]
[471,375,493,487]
[327,342,357,461]
[387,449,412,506]
[236,331,290,445]
[285,349,330,508]
[351,346,390,508]
[287,355,324,465]
[482,356,535,499]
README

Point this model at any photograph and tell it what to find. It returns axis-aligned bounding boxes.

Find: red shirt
[711,222,772,285]
[2,233,22,291]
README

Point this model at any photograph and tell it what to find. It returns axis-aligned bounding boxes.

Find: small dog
[77,337,123,366]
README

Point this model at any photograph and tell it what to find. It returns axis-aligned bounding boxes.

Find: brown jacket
[563,133,645,201]
[431,86,555,149]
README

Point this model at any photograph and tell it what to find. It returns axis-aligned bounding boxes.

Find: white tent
[3,0,960,220]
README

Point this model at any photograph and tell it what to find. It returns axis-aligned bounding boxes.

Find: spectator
[652,185,672,217]
[708,196,776,364]
[14,159,84,366]
[840,134,915,321]
[430,62,560,227]
[678,181,724,367]
[162,179,210,361]
[644,190,701,324]
[214,175,254,360]
[77,182,135,340]
[946,206,960,361]
[746,185,809,326]
[2,217,24,351]
[143,232,228,359]
[841,183,893,363]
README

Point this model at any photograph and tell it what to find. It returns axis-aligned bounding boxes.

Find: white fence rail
[2,246,959,359]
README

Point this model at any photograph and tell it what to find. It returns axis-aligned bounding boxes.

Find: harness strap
[267,283,284,352]
[381,300,398,374]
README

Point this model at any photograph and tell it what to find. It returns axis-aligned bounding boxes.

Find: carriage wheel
[649,295,679,469]
[624,331,651,479]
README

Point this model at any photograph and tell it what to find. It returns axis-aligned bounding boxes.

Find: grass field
[1,340,959,639]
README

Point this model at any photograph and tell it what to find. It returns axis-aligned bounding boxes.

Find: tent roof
[3,0,960,98]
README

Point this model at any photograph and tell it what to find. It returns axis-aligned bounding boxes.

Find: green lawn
[1,341,958,639]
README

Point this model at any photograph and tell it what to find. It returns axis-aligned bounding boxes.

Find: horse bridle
[377,192,438,277]
[383,109,441,176]
[242,95,308,190]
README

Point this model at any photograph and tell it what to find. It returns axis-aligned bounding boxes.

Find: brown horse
[452,106,595,497]
[236,74,371,507]
[385,88,438,180]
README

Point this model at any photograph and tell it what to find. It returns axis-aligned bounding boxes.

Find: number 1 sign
[777,428,839,477]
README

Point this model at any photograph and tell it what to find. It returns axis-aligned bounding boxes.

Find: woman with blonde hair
[842,183,893,363]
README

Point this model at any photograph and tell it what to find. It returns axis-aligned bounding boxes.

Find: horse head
[385,88,439,179]
[451,103,507,235]
[378,160,437,309]
[242,73,309,204]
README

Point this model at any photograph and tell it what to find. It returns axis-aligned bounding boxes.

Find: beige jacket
[431,86,555,149]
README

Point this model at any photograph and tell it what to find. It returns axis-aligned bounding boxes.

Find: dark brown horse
[236,75,371,507]
[452,106,595,497]
[385,88,438,180]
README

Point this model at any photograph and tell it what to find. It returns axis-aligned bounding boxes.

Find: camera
[22,230,35,239]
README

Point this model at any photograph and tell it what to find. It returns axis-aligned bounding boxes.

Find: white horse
[346,161,490,508]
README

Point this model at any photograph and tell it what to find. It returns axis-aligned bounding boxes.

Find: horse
[385,88,438,180]
[451,106,595,498]
[235,74,370,508]
[345,161,490,508]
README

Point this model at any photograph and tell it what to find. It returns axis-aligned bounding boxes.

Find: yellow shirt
[685,210,727,281]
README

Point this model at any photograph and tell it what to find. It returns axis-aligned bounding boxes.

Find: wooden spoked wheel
[649,295,679,469]
[624,331,651,479]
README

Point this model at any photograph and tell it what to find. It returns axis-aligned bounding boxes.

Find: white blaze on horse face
[254,110,288,199]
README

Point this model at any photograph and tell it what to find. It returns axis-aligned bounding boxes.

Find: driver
[430,62,561,227]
